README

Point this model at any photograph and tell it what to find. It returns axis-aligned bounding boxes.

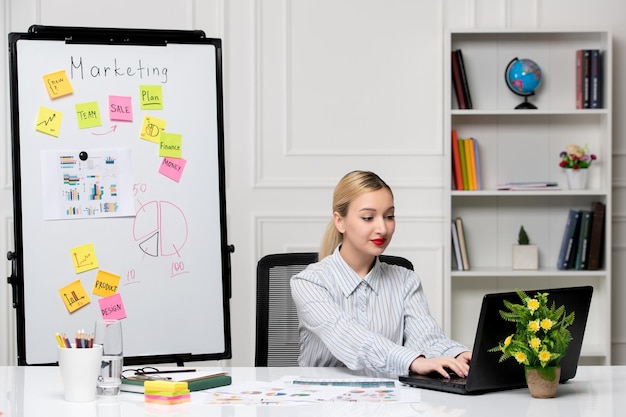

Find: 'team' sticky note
[75,101,102,129]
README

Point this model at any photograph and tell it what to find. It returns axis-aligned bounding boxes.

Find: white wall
[1,0,625,366]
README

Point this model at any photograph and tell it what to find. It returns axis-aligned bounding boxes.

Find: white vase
[565,169,588,190]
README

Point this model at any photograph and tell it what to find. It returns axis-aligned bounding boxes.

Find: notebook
[399,286,593,395]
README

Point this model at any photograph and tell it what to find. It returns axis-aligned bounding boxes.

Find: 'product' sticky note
[92,270,121,297]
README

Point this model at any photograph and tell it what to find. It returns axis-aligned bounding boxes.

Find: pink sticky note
[109,95,133,121]
[98,293,127,321]
[158,157,187,182]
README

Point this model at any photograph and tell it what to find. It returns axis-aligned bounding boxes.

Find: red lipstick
[372,238,386,246]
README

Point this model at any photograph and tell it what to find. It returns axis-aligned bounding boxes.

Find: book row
[557,201,606,271]
[451,217,470,271]
[576,49,602,109]
[451,49,472,110]
[451,130,481,191]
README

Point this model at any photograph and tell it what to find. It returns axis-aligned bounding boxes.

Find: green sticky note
[75,101,102,129]
[140,85,163,110]
[159,132,182,158]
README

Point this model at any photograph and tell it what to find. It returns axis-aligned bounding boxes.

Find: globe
[505,58,543,109]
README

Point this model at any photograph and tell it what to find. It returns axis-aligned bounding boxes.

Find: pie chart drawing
[133,200,188,257]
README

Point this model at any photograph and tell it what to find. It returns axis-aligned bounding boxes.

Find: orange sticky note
[159,132,182,158]
[75,101,102,129]
[139,85,163,110]
[43,70,74,99]
[140,115,166,143]
[35,106,63,137]
[70,243,99,273]
[59,280,91,313]
[92,270,121,297]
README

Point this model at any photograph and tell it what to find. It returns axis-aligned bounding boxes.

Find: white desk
[0,366,622,416]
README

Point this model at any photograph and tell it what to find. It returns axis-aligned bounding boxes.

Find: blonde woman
[291,170,471,378]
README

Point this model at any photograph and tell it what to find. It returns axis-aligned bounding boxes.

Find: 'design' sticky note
[159,132,182,158]
[75,101,103,129]
[140,115,166,143]
[158,157,187,182]
[43,70,74,99]
[92,270,121,297]
[109,95,133,121]
[98,293,127,321]
[139,85,163,110]
[35,106,63,137]
[59,279,91,313]
[70,243,99,274]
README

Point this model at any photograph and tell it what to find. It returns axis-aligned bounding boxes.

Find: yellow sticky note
[43,70,74,99]
[159,132,182,158]
[70,243,99,273]
[59,280,91,313]
[75,101,102,129]
[139,85,163,110]
[35,106,63,137]
[140,115,166,143]
[92,270,121,297]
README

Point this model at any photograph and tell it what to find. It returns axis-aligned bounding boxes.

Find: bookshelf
[444,30,612,365]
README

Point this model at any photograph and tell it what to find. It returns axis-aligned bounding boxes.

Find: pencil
[55,332,65,348]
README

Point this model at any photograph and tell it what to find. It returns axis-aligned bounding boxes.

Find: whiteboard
[8,27,231,365]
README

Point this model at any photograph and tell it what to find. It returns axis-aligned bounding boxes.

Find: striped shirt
[290,247,468,376]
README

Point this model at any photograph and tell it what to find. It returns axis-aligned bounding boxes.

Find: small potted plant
[488,290,575,398]
[512,226,538,270]
[559,144,597,190]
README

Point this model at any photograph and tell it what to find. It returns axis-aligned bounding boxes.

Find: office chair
[255,252,414,367]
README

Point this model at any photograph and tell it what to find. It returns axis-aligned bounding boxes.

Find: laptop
[399,286,593,395]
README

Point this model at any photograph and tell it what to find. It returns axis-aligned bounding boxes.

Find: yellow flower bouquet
[489,290,575,368]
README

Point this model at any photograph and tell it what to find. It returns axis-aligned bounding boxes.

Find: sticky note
[140,115,166,143]
[159,132,182,158]
[158,157,187,182]
[35,106,63,137]
[70,243,99,273]
[109,95,133,121]
[59,280,91,313]
[92,270,121,297]
[75,101,103,129]
[43,70,73,99]
[98,293,127,321]
[139,85,163,110]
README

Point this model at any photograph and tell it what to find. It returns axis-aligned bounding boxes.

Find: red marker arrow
[91,125,118,136]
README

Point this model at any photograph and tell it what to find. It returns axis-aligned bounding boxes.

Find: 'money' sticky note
[159,157,187,182]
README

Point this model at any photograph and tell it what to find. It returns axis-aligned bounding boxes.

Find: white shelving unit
[444,30,612,365]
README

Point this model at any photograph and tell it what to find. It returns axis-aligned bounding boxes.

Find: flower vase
[524,366,561,398]
[565,169,588,190]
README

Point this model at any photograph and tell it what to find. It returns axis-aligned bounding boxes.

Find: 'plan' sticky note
[109,95,133,121]
[140,115,166,143]
[59,280,91,313]
[35,106,63,137]
[99,293,127,321]
[43,70,74,99]
[139,85,163,110]
[159,157,187,182]
[92,270,121,297]
[159,132,182,158]
[70,243,99,273]
[75,101,103,129]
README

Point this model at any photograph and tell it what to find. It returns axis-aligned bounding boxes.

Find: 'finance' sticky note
[109,95,133,121]
[59,280,91,313]
[159,132,182,158]
[35,106,63,137]
[159,157,187,182]
[75,101,103,129]
[139,85,163,110]
[92,270,121,297]
[43,70,74,99]
[99,293,127,321]
[140,115,166,143]
[70,243,99,273]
